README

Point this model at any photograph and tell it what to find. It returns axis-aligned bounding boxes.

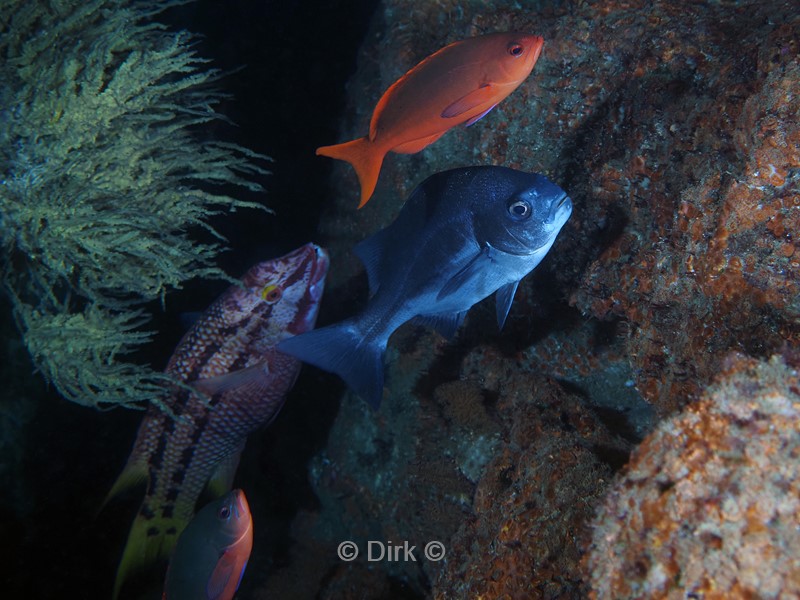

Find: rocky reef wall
[257,0,799,598]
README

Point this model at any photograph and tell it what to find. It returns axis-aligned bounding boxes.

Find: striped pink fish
[108,243,329,599]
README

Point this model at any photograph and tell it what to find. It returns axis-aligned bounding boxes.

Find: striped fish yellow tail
[316,137,385,208]
[113,510,189,599]
[107,245,329,599]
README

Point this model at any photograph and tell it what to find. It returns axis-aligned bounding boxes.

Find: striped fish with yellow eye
[107,243,329,599]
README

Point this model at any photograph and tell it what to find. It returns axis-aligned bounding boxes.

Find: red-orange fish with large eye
[317,32,545,208]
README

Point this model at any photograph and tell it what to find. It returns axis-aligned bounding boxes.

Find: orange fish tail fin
[316,137,384,208]
[113,511,188,600]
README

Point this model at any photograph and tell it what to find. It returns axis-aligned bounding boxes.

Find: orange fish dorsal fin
[440,84,497,119]
[316,137,385,208]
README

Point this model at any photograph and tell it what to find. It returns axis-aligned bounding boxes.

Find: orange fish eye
[507,42,525,57]
[261,284,282,303]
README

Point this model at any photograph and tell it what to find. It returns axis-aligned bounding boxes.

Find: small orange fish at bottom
[163,489,253,600]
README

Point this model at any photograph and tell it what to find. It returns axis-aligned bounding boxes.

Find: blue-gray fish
[108,243,329,599]
[163,489,253,600]
[278,166,571,408]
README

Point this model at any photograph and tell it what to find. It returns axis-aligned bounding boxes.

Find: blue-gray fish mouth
[549,192,573,224]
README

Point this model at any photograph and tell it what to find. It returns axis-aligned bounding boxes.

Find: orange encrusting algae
[317,32,544,208]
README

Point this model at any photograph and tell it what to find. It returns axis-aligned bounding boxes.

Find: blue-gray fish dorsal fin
[354,229,391,296]
[436,245,495,302]
[495,280,520,331]
[355,182,436,295]
[412,311,466,339]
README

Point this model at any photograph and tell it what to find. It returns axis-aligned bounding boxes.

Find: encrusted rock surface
[256,0,800,597]
[584,353,800,599]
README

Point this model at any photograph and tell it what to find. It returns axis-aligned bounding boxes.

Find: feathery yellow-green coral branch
[0,0,270,409]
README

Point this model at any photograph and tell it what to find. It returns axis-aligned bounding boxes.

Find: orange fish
[163,489,253,600]
[317,32,544,208]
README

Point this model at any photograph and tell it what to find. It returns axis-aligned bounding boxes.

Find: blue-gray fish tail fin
[278,323,386,409]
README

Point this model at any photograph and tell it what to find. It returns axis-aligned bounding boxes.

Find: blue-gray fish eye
[507,199,531,220]
[218,506,231,520]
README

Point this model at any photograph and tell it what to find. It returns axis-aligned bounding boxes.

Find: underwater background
[2,0,799,599]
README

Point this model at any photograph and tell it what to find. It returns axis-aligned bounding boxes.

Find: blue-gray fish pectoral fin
[495,280,520,331]
[354,231,390,296]
[277,323,387,409]
[437,246,494,302]
[412,311,466,339]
